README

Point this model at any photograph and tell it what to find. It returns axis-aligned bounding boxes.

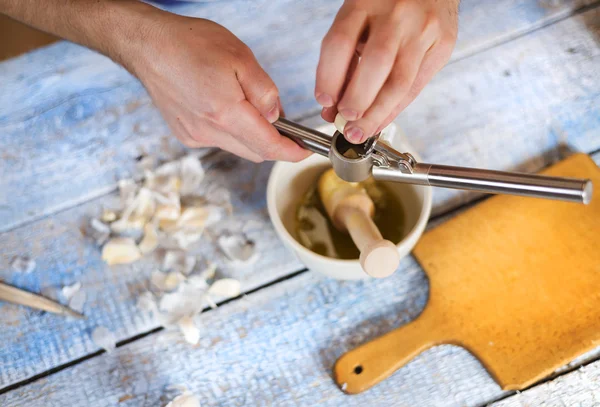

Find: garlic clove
[165,392,201,407]
[334,113,347,134]
[208,278,241,298]
[101,237,142,265]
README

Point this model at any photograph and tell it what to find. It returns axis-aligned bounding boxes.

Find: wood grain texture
[0,150,303,387]
[453,0,598,60]
[398,6,600,215]
[0,258,507,407]
[492,364,600,406]
[1,0,598,231]
[0,0,599,403]
[2,149,598,405]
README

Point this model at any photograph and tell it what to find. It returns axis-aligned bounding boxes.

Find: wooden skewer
[318,168,400,278]
[0,281,85,319]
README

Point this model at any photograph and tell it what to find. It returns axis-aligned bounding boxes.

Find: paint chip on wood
[10,256,36,274]
[92,326,116,352]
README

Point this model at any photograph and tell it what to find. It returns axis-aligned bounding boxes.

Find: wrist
[96,1,168,78]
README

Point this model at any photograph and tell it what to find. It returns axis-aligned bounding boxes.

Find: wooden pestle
[318,168,400,278]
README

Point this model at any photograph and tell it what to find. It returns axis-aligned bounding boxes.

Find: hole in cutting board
[353,365,363,374]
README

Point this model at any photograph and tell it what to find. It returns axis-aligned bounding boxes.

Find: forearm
[0,0,163,73]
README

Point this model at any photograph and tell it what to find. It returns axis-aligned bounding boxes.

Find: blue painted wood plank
[492,362,600,406]
[0,0,595,231]
[0,151,302,388]
[2,145,598,405]
[0,4,599,392]
[397,6,600,215]
[0,258,506,407]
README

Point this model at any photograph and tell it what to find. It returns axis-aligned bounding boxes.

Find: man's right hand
[128,16,310,163]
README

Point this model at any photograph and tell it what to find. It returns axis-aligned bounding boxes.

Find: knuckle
[185,132,208,148]
[203,106,231,130]
[424,14,442,35]
[389,1,416,22]
[223,41,254,63]
[389,72,411,90]
[322,31,354,51]
[369,43,397,65]
[258,86,279,106]
[437,35,457,54]
[261,148,279,161]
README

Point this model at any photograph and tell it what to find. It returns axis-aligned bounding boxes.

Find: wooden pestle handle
[334,312,441,394]
[335,203,400,278]
[318,169,400,278]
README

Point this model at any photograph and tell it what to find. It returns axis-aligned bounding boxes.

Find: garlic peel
[139,224,158,254]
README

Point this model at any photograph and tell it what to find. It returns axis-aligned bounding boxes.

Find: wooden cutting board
[334,153,600,394]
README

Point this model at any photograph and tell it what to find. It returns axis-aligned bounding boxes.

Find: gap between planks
[2,151,599,399]
[452,0,600,64]
[0,268,307,396]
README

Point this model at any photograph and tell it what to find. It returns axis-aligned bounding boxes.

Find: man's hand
[0,0,309,162]
[129,16,309,163]
[316,0,459,143]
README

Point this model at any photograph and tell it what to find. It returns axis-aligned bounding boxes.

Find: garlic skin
[138,224,159,254]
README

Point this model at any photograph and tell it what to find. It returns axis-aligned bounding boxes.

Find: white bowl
[267,122,432,280]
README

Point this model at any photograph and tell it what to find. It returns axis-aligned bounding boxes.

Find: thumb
[236,53,280,123]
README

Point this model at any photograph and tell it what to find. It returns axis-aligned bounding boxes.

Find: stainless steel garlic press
[273,118,592,204]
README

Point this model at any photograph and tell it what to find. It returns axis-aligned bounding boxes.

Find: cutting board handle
[333,311,442,394]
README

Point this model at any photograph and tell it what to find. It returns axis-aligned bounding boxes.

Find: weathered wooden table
[1,0,599,405]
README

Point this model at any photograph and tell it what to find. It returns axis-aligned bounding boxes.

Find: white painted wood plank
[0,5,599,391]
[1,0,597,231]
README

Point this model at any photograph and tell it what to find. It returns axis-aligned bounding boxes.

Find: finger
[236,51,281,123]
[224,100,311,162]
[217,135,265,163]
[315,6,367,107]
[321,51,358,123]
[321,106,338,122]
[345,41,428,142]
[337,20,404,122]
[378,44,453,133]
[184,120,264,162]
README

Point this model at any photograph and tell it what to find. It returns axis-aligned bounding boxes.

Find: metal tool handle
[273,118,331,157]
[274,118,592,204]
[373,163,592,204]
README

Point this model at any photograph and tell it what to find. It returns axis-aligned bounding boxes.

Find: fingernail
[316,93,334,107]
[265,104,279,123]
[339,108,359,121]
[345,127,364,144]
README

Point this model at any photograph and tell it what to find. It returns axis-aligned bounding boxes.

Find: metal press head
[329,131,378,182]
